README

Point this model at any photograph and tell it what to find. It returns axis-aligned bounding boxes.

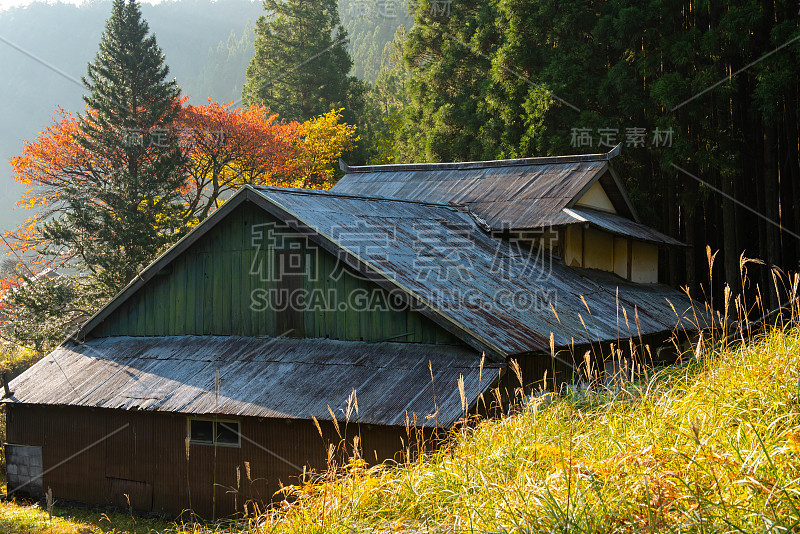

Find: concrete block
[29,456,42,468]
[6,464,17,476]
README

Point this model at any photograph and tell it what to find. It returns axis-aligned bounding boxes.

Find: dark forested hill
[339,0,411,82]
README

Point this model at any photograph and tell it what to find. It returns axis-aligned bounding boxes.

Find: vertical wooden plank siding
[202,253,213,335]
[94,202,460,345]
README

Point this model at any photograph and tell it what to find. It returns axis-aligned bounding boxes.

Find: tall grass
[230,326,796,533]
[6,319,794,534]
[162,261,795,534]
[5,257,800,533]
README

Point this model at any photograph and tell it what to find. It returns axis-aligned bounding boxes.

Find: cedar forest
[0,0,799,350]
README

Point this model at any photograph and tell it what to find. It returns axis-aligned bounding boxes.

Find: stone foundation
[4,444,43,497]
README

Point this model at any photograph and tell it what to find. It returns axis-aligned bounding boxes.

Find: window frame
[187,417,242,448]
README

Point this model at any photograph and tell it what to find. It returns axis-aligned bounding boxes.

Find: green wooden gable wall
[93,201,462,345]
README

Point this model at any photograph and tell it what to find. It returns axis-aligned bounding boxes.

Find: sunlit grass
[0,344,39,376]
[2,271,800,533]
[0,499,170,534]
[3,324,799,533]
[250,322,800,533]
[2,325,799,533]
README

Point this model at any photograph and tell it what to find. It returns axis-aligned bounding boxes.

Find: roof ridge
[339,145,620,174]
[250,185,465,209]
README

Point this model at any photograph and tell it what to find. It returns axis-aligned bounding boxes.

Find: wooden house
[3,148,702,518]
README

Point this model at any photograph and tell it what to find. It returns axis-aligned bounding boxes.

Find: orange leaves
[0,275,21,308]
[8,100,359,242]
[3,216,44,257]
[179,101,357,191]
[9,108,84,208]
[6,109,88,255]
[178,101,358,219]
[179,100,300,191]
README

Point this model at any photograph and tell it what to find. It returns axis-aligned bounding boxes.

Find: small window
[188,419,240,447]
[216,421,240,445]
[190,419,214,444]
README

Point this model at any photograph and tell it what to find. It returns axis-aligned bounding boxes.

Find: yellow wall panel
[583,228,614,271]
[613,237,629,279]
[575,182,617,213]
[631,241,659,283]
[564,225,583,267]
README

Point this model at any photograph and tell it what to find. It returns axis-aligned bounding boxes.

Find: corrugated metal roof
[562,208,685,246]
[5,336,497,428]
[332,160,607,231]
[332,149,681,246]
[249,187,706,355]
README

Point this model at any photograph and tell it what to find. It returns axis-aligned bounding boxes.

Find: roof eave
[549,221,686,247]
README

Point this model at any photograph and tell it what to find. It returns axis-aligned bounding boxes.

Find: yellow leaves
[532,443,563,461]
[180,103,357,205]
[787,430,800,456]
[11,100,360,252]
[289,109,358,189]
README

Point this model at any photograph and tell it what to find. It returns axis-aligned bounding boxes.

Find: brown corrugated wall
[6,405,415,519]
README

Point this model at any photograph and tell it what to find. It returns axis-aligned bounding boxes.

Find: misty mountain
[0,0,261,238]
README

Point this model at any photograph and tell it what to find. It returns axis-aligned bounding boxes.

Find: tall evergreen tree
[242,0,356,122]
[396,0,800,308]
[44,0,186,294]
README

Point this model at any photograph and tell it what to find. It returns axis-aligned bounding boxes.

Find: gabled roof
[73,185,703,359]
[249,187,702,352]
[5,336,494,428]
[333,147,682,246]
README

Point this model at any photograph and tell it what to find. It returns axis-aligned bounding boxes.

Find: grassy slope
[0,501,170,534]
[1,326,798,533]
[260,325,800,534]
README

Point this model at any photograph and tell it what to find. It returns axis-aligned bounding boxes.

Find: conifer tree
[44,0,186,294]
[242,0,356,122]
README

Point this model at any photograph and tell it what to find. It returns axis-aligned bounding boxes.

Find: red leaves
[6,101,358,253]
[178,100,301,193]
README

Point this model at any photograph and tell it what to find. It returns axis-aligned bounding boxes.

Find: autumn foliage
[0,276,21,313]
[178,102,295,219]
[178,102,356,219]
[7,101,358,255]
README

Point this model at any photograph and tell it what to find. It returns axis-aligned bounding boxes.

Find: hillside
[339,0,412,82]
[259,324,800,533]
[2,317,798,533]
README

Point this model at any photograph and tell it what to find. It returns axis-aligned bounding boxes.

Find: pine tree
[43,0,186,294]
[242,0,356,122]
